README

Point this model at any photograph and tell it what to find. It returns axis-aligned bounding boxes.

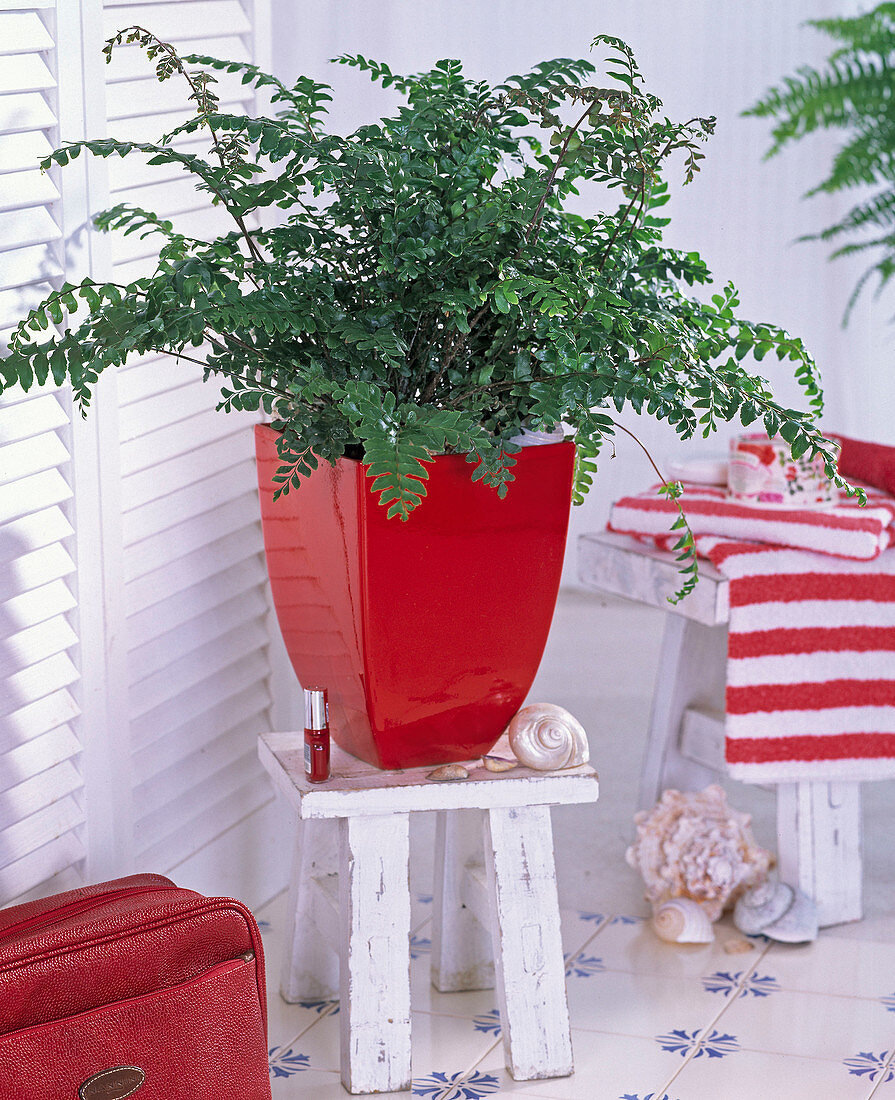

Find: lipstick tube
[303,687,330,783]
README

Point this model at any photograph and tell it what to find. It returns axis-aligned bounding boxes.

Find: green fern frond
[747,3,895,317]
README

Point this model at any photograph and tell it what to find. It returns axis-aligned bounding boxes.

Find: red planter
[255,425,575,769]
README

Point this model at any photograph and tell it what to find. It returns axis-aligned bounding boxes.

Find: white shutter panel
[98,0,283,882]
[0,4,86,906]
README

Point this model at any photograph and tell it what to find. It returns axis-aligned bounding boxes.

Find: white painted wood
[0,3,88,905]
[461,862,491,930]
[578,531,729,625]
[678,707,726,772]
[0,831,84,903]
[0,689,78,756]
[136,766,272,868]
[133,685,270,780]
[281,816,340,1002]
[776,781,863,927]
[339,813,412,1095]
[258,735,600,818]
[483,804,573,1081]
[310,867,341,960]
[162,793,291,913]
[638,614,728,808]
[431,809,494,993]
[263,734,598,1089]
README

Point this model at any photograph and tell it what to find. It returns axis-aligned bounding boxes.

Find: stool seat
[259,734,599,1094]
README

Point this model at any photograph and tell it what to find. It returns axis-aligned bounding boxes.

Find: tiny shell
[722,937,756,956]
[651,898,714,944]
[427,764,469,782]
[763,888,818,944]
[733,879,793,935]
[483,755,518,772]
[506,703,589,771]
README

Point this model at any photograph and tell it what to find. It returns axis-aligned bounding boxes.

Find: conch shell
[651,898,714,944]
[626,785,772,923]
[506,703,589,771]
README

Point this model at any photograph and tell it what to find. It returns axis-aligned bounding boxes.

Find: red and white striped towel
[608,483,895,783]
[609,483,895,561]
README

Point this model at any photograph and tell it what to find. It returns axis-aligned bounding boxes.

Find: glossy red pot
[255,425,575,769]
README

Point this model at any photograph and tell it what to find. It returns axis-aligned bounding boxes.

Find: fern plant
[0,28,842,566]
[746,2,895,317]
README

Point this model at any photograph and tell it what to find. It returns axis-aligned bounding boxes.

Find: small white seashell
[651,899,714,944]
[427,764,469,782]
[733,878,793,935]
[482,755,518,772]
[506,703,589,771]
[722,937,756,956]
[763,888,818,944]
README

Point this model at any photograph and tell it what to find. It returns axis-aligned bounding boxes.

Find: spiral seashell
[733,878,793,935]
[651,899,714,944]
[506,703,589,771]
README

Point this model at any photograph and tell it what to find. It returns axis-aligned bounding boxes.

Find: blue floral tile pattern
[410,934,432,958]
[564,952,606,978]
[701,971,780,998]
[610,915,645,925]
[256,919,272,933]
[880,993,895,1012]
[843,1051,895,1083]
[656,1028,739,1059]
[621,1093,680,1100]
[416,893,434,905]
[297,998,339,1016]
[269,1047,310,1078]
[412,1070,500,1098]
[472,1008,501,1036]
[577,911,606,924]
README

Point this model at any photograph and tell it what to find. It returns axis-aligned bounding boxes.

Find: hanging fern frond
[746,3,895,316]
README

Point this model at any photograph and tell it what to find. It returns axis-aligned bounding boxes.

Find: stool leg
[339,813,412,1094]
[484,805,572,1081]
[776,781,863,927]
[281,816,340,1002]
[639,614,727,809]
[431,809,494,992]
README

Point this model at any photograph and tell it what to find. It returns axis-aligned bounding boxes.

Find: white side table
[258,734,599,1095]
[578,530,863,927]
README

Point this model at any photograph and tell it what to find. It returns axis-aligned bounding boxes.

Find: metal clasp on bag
[79,1066,145,1099]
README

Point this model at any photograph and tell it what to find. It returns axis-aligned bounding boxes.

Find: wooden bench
[577,530,863,928]
[259,734,599,1094]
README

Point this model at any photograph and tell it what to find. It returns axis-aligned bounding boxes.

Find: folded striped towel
[608,461,895,783]
[609,483,895,561]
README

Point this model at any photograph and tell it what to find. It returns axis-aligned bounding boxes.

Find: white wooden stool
[577,530,863,928]
[258,734,599,1094]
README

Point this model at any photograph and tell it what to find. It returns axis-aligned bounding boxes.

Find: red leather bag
[0,873,272,1100]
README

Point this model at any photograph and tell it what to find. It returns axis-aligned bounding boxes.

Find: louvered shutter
[98,0,288,886]
[1,0,289,911]
[0,4,85,906]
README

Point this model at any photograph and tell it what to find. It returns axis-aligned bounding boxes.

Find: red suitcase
[0,874,272,1100]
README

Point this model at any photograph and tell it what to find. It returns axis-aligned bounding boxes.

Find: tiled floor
[257,590,895,1099]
